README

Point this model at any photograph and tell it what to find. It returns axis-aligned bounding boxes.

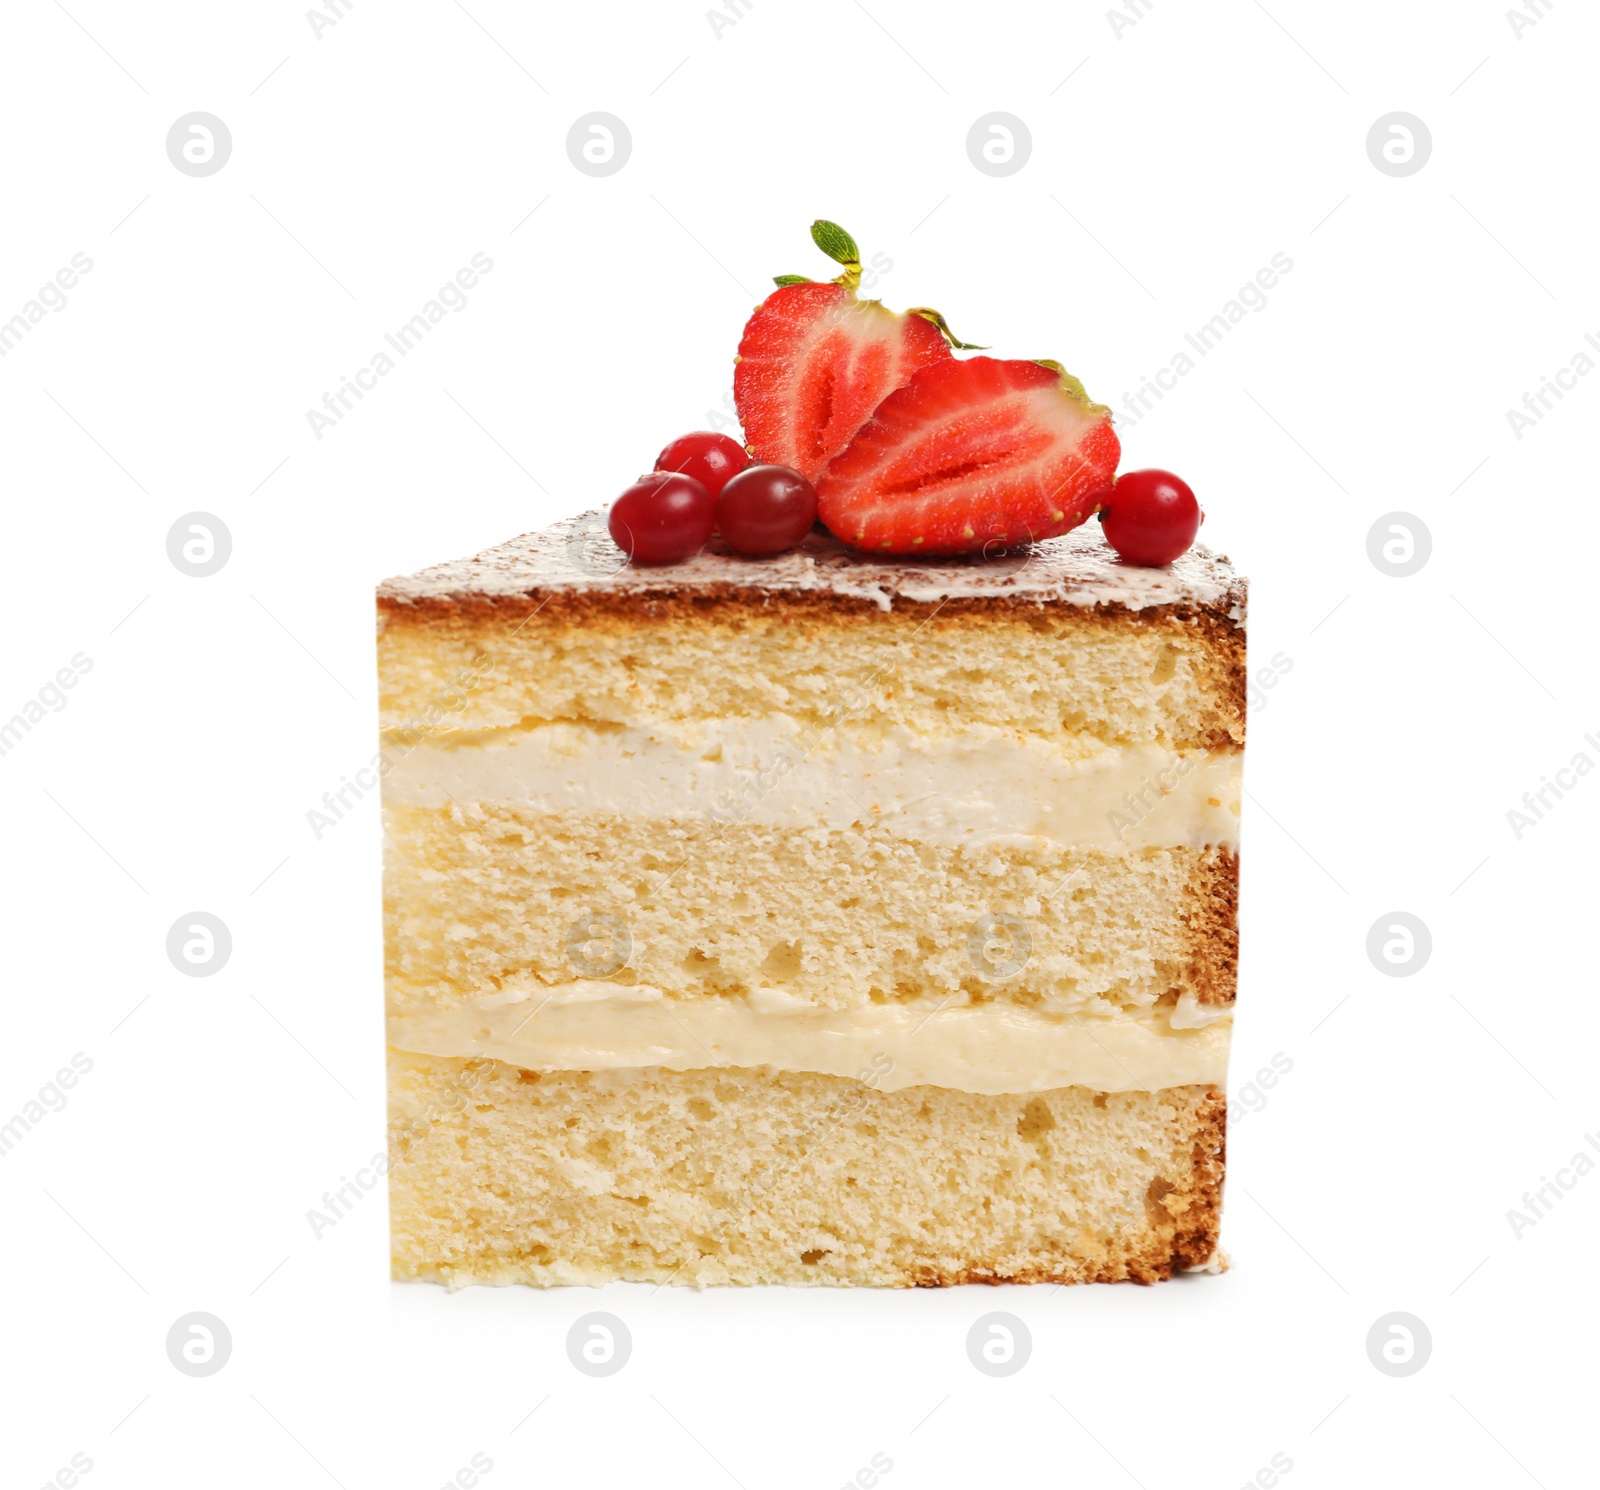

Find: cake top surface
[378,509,1245,618]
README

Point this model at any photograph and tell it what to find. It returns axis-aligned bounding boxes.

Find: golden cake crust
[1183,847,1240,1007]
[379,585,1246,756]
[909,1087,1225,1285]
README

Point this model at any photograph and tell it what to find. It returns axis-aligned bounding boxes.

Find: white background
[3,0,1597,1486]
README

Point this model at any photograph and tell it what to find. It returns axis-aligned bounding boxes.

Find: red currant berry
[715,464,817,556]
[1101,469,1203,566]
[608,472,714,564]
[655,431,751,499]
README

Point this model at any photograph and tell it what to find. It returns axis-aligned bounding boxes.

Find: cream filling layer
[382,720,1241,850]
[387,985,1231,1095]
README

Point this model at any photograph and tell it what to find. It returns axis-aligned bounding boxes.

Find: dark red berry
[715,464,817,556]
[1101,469,1203,566]
[608,472,714,564]
[655,430,751,498]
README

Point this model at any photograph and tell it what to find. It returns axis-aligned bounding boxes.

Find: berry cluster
[608,432,816,565]
[607,222,1206,569]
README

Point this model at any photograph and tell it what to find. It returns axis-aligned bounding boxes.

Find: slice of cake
[378,515,1244,1286]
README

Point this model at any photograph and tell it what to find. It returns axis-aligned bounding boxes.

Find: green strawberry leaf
[772,274,813,287]
[810,220,860,266]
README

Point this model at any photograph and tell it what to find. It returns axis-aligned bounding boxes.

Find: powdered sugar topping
[379,509,1245,617]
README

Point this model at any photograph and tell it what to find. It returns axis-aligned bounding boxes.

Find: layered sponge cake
[378,514,1245,1286]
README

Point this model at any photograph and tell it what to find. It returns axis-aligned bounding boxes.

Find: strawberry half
[816,357,1121,555]
[734,221,977,485]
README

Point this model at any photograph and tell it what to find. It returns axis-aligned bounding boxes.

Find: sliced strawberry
[816,357,1121,555]
[734,222,974,484]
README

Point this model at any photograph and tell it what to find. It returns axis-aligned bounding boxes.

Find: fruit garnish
[608,472,714,564]
[815,357,1120,556]
[655,430,750,498]
[734,221,981,486]
[715,464,817,556]
[1099,469,1203,566]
